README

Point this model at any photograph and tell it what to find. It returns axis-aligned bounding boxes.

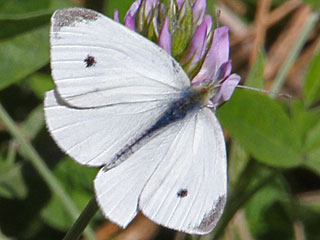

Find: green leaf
[290,101,320,141]
[303,48,320,107]
[0,156,27,199]
[0,11,51,40]
[41,193,73,231]
[25,72,54,99]
[290,101,320,175]
[21,105,44,140]
[305,148,320,175]
[228,140,249,187]
[0,24,50,90]
[245,173,290,238]
[41,158,97,231]
[246,50,265,89]
[0,0,50,15]
[0,0,75,40]
[304,121,320,175]
[305,120,320,151]
[217,91,302,168]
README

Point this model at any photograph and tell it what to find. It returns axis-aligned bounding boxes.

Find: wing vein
[180,113,204,229]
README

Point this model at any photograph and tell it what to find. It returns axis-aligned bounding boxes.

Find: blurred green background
[0,0,319,239]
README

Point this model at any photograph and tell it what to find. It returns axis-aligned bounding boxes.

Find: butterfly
[45,8,227,234]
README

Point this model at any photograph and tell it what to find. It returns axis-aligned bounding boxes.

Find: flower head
[115,0,241,107]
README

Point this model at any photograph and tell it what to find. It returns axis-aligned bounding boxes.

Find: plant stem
[64,198,99,240]
[0,103,96,240]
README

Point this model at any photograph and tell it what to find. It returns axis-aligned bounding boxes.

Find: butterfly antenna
[236,85,292,98]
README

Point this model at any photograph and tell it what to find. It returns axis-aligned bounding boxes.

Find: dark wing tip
[196,194,227,233]
[52,8,100,32]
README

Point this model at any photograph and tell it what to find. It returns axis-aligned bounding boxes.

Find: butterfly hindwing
[94,108,227,234]
[139,108,227,234]
[94,116,188,226]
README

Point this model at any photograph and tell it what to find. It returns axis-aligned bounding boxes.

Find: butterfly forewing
[45,89,177,166]
[50,8,190,108]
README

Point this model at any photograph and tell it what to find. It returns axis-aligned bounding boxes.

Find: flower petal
[192,0,206,26]
[145,0,158,19]
[158,16,172,54]
[124,15,136,30]
[152,7,160,37]
[203,14,212,38]
[212,73,241,105]
[214,60,232,82]
[113,9,119,22]
[192,26,230,84]
[124,0,141,30]
[181,20,207,66]
[176,0,184,10]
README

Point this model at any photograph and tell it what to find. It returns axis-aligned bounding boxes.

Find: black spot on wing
[84,55,96,67]
[52,8,99,32]
[177,189,188,198]
[196,195,226,232]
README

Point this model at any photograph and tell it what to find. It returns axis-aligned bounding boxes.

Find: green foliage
[104,0,134,19]
[245,51,265,88]
[218,91,302,168]
[290,101,320,175]
[303,48,320,107]
[0,0,50,15]
[0,155,27,199]
[228,141,249,186]
[244,170,289,238]
[0,25,50,90]
[25,72,55,99]
[303,0,320,9]
[41,158,97,231]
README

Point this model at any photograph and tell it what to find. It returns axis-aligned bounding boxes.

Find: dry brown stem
[249,0,271,66]
[265,5,312,84]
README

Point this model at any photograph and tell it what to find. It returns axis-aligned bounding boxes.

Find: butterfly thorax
[151,87,209,130]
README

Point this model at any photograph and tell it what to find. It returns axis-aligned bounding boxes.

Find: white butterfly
[45,8,227,234]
